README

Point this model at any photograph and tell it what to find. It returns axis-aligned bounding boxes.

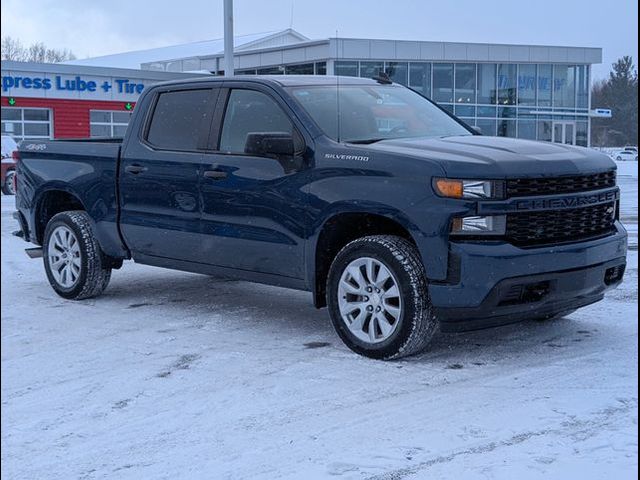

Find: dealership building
[2,29,604,146]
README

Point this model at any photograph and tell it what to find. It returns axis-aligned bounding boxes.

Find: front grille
[506,170,616,197]
[506,202,617,246]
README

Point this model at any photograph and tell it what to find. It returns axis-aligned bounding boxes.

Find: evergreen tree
[591,56,638,146]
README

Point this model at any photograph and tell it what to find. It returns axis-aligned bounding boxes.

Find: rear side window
[219,89,293,154]
[146,89,211,151]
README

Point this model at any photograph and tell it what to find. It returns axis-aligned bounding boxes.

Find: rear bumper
[430,222,628,330]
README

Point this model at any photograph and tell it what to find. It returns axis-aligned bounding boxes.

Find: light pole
[223,0,234,76]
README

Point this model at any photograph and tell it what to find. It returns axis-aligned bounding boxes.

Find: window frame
[1,107,53,140]
[208,85,306,159]
[141,86,218,153]
[89,109,131,138]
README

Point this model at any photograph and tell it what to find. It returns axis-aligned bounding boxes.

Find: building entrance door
[552,122,576,145]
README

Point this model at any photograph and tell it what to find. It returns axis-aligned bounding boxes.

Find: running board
[25,247,43,259]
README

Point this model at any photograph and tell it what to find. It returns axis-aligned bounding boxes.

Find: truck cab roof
[152,74,396,89]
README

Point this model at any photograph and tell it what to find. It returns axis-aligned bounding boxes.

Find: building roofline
[1,60,200,79]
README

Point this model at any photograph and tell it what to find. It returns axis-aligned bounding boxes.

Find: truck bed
[16,138,126,257]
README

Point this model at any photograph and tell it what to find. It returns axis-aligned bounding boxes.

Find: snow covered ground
[1,164,637,480]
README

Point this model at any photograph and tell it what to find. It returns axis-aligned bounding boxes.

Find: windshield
[288,84,472,143]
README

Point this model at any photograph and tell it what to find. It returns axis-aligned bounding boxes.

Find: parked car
[1,135,18,195]
[615,149,638,161]
[622,146,637,154]
[13,76,627,359]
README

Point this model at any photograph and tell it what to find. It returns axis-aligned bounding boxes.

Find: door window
[146,89,212,151]
[219,89,294,154]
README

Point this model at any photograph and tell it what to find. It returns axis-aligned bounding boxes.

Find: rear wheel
[327,235,437,360]
[2,170,15,195]
[43,211,112,299]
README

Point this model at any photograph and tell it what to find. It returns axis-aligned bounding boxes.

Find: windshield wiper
[344,138,388,144]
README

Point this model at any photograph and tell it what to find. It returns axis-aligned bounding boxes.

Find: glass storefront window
[90,110,131,138]
[477,63,497,104]
[477,105,496,117]
[24,109,50,121]
[90,111,111,123]
[455,63,476,103]
[497,64,517,105]
[335,61,358,77]
[440,104,454,114]
[476,118,497,136]
[257,66,285,74]
[454,104,475,117]
[285,63,314,74]
[497,119,516,137]
[433,63,454,103]
[537,120,553,141]
[359,61,384,78]
[517,119,536,139]
[553,65,576,108]
[577,65,589,109]
[498,106,516,118]
[315,62,327,75]
[1,109,21,121]
[409,63,431,98]
[1,107,51,140]
[538,64,553,106]
[517,64,536,105]
[385,62,408,85]
[576,121,588,146]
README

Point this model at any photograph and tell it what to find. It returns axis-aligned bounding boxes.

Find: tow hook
[25,248,43,259]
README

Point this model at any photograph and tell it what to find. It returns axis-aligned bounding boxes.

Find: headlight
[451,215,506,236]
[434,178,502,199]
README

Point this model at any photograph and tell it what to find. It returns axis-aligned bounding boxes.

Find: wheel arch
[34,188,87,245]
[309,207,422,308]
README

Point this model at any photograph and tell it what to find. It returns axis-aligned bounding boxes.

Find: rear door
[198,83,311,279]
[119,86,218,262]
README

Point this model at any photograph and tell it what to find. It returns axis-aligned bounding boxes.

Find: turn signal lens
[434,179,463,198]
[434,178,500,199]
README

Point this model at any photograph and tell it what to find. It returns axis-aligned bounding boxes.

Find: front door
[552,121,576,145]
[119,87,217,262]
[198,86,310,280]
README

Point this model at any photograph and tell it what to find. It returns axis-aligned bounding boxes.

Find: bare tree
[2,36,27,61]
[28,42,47,62]
[2,36,76,63]
[45,48,76,62]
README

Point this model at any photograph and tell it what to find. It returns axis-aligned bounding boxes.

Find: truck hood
[366,135,616,178]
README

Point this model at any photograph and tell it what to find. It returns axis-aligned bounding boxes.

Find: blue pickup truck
[13,75,627,359]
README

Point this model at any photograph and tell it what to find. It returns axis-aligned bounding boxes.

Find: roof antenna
[336,29,341,143]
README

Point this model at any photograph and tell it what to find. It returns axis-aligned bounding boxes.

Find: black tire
[616,156,622,161]
[2,170,15,195]
[43,211,112,300]
[327,235,437,360]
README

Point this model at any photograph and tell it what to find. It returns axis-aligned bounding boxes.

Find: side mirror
[470,125,483,135]
[244,132,294,157]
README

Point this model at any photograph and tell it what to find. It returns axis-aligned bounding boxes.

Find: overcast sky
[1,0,637,80]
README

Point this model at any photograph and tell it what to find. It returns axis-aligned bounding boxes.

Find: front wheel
[327,235,437,360]
[43,211,112,299]
[2,170,15,195]
[616,156,623,161]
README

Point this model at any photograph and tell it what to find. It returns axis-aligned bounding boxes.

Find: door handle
[203,170,228,180]
[125,164,147,174]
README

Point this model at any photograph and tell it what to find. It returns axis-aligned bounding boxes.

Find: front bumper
[430,222,628,330]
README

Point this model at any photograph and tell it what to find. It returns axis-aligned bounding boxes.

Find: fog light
[451,215,506,235]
